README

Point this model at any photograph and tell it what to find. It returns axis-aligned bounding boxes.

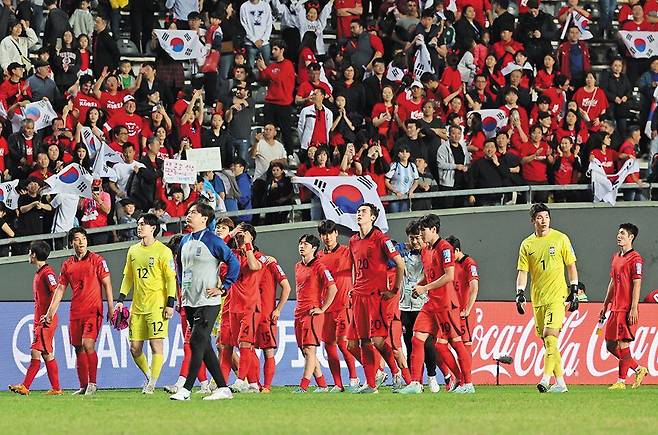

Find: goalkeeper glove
[566,284,579,312]
[515,290,526,315]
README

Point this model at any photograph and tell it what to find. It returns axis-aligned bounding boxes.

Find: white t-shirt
[109,161,145,195]
[385,161,419,194]
[50,193,79,233]
[253,139,287,180]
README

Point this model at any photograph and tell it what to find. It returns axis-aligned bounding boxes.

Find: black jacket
[490,11,516,44]
[129,155,163,212]
[92,28,120,77]
[134,78,174,110]
[453,18,483,53]
[599,71,633,110]
[43,8,71,49]
[8,132,44,178]
[362,74,392,117]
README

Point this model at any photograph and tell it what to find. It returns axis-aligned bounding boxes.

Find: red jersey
[621,20,652,31]
[609,250,643,312]
[74,92,100,123]
[420,238,459,311]
[350,227,399,296]
[456,0,491,27]
[261,59,296,106]
[259,259,287,316]
[618,140,639,182]
[573,87,608,124]
[296,81,333,105]
[99,90,128,118]
[396,95,425,122]
[34,264,59,323]
[534,70,555,92]
[454,255,478,310]
[294,257,335,318]
[228,250,267,313]
[590,148,618,175]
[58,251,110,320]
[317,244,352,312]
[554,154,576,185]
[491,40,524,70]
[0,137,9,172]
[179,120,202,149]
[618,4,633,24]
[105,111,144,148]
[519,141,550,182]
[644,288,658,303]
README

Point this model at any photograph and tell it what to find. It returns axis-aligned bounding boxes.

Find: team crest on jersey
[102,260,109,272]
[324,269,334,281]
[549,246,556,256]
[636,262,642,275]
[47,274,57,286]
[149,257,155,267]
[442,249,451,263]
[385,240,396,253]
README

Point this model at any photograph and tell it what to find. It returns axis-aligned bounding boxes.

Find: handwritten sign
[186,148,223,172]
[163,159,197,184]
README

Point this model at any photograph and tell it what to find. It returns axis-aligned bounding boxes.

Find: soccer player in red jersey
[602,223,648,389]
[255,254,291,393]
[398,214,472,394]
[294,234,338,393]
[44,227,114,395]
[349,203,405,394]
[9,241,62,396]
[317,220,359,392]
[226,224,267,394]
[446,236,479,390]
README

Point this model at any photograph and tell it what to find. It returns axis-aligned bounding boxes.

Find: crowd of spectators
[0,0,656,254]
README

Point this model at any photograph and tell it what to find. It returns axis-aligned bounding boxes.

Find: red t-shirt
[310,107,328,146]
[349,227,399,296]
[457,0,491,27]
[294,258,335,318]
[573,87,609,126]
[554,154,575,185]
[0,137,8,172]
[519,141,550,182]
[261,59,296,106]
[106,111,144,148]
[59,251,110,320]
[259,258,287,316]
[556,126,588,147]
[99,90,128,118]
[24,138,34,166]
[228,250,267,313]
[618,140,639,182]
[534,70,555,92]
[304,166,341,177]
[618,4,633,24]
[454,255,478,311]
[74,93,100,123]
[590,148,617,175]
[542,87,565,119]
[397,95,425,122]
[371,103,397,137]
[297,47,316,84]
[34,264,59,323]
[609,250,643,312]
[621,20,653,31]
[438,67,462,100]
[29,169,53,180]
[491,40,524,70]
[296,81,333,105]
[179,120,202,149]
[317,244,353,312]
[467,131,486,160]
[420,238,459,311]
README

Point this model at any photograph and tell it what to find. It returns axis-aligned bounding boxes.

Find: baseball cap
[123,94,135,103]
[410,80,423,88]
[7,62,24,73]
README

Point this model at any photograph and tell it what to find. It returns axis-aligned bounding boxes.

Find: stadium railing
[1,182,655,252]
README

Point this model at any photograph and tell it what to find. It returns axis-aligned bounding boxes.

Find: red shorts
[381,297,402,349]
[350,294,387,340]
[460,314,473,343]
[69,313,102,346]
[605,311,637,342]
[322,307,349,343]
[256,316,278,349]
[413,306,463,340]
[295,314,323,347]
[32,322,56,354]
[229,311,260,346]
[218,301,231,346]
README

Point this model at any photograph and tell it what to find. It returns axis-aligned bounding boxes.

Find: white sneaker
[375,370,388,388]
[244,383,260,393]
[349,377,360,388]
[313,387,330,393]
[209,379,218,391]
[164,384,179,394]
[428,376,441,393]
[229,379,249,393]
[195,382,213,394]
[71,388,86,395]
[170,387,191,401]
[84,383,97,396]
[392,373,405,390]
[202,387,233,400]
[142,380,155,395]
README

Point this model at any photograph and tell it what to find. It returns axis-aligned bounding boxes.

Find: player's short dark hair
[140,213,161,237]
[29,240,51,261]
[318,219,338,235]
[122,142,135,152]
[67,227,87,245]
[530,203,550,219]
[619,223,639,241]
[418,214,441,232]
[299,233,321,251]
[359,203,379,220]
[405,220,421,236]
[271,39,286,51]
[627,126,641,137]
[242,223,257,242]
[191,201,215,227]
[445,235,461,251]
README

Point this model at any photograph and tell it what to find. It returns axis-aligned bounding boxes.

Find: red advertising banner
[471,302,658,385]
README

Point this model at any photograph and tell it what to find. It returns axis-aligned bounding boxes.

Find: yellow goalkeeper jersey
[517,229,577,307]
[120,240,177,314]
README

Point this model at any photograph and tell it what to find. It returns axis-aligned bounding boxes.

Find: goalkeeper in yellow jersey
[114,213,177,394]
[515,203,579,394]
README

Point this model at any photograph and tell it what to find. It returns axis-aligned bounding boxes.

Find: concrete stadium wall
[1,203,657,302]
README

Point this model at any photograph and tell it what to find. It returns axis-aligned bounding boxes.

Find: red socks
[237,347,252,381]
[87,351,98,384]
[325,344,343,389]
[452,341,472,384]
[315,374,328,388]
[263,356,275,389]
[45,358,60,390]
[410,337,426,382]
[76,351,89,388]
[619,347,639,380]
[401,367,412,384]
[23,359,40,389]
[338,341,357,379]
[435,342,461,383]
[361,343,377,388]
[378,342,400,375]
[220,347,233,381]
[248,351,260,385]
[300,377,311,390]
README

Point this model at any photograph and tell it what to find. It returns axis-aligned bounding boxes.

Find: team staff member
[515,203,579,394]
[170,203,240,401]
[9,241,62,396]
[115,214,177,394]
[44,227,114,396]
[602,223,648,390]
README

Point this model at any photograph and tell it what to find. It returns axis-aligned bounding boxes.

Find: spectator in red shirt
[542,74,570,121]
[68,75,99,128]
[108,125,130,154]
[256,40,297,159]
[438,55,462,103]
[0,122,8,180]
[589,133,618,175]
[550,137,582,202]
[534,54,557,94]
[618,127,645,201]
[159,185,199,218]
[457,0,493,28]
[335,0,362,41]
[80,179,112,245]
[296,63,333,107]
[491,28,524,72]
[29,152,53,181]
[0,63,31,109]
[556,26,591,88]
[92,68,141,119]
[622,4,652,30]
[104,94,144,149]
[573,72,609,133]
[179,89,204,149]
[520,125,553,201]
[556,109,588,154]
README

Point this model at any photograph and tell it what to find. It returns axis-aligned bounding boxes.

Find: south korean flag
[154,30,205,60]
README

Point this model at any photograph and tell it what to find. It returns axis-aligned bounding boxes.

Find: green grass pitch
[3,386,658,434]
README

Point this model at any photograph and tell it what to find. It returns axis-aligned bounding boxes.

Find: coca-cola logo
[470,303,658,383]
